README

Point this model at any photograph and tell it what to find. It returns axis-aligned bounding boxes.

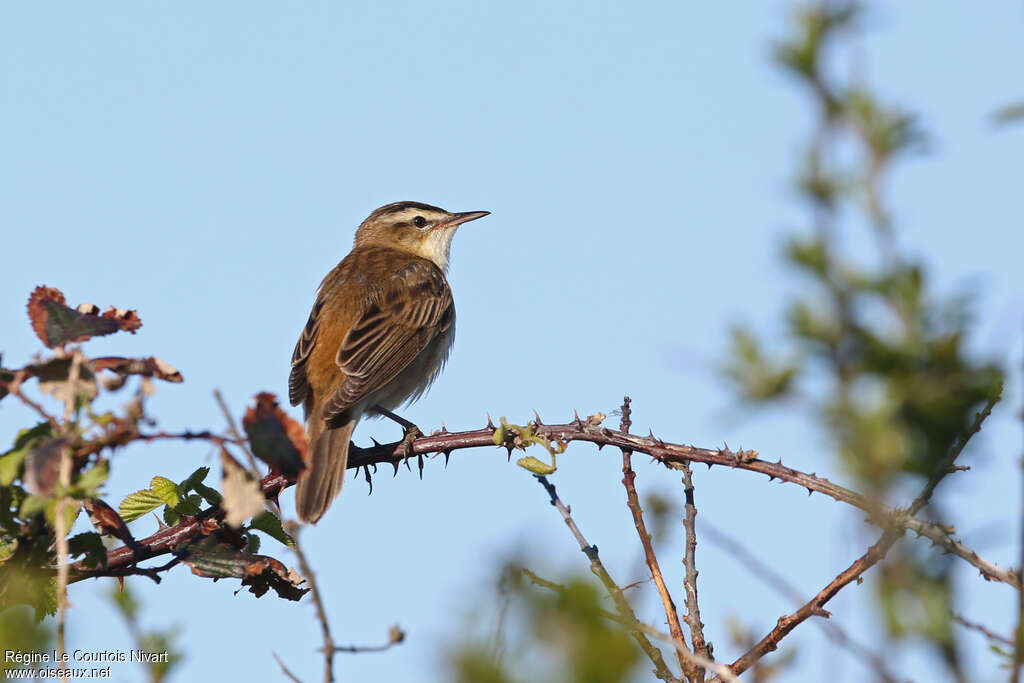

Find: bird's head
[354,201,489,271]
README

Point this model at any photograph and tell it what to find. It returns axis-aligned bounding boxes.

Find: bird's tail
[296,417,355,523]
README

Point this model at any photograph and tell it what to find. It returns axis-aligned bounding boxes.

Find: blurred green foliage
[722,1,1006,678]
[448,566,642,683]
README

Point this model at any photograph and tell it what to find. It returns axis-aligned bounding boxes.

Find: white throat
[417,227,458,272]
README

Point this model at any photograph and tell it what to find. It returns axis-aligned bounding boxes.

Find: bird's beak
[439,210,490,229]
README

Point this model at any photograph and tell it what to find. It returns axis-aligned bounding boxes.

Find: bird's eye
[413,216,427,228]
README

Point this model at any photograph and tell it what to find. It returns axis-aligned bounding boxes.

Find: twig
[951,612,1014,649]
[55,351,83,683]
[273,652,303,683]
[533,475,679,682]
[700,520,901,683]
[681,462,710,675]
[907,393,1000,517]
[715,529,901,681]
[617,399,692,679]
[213,389,261,476]
[283,522,335,683]
[334,625,405,654]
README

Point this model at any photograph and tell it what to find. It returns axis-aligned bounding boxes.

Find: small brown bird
[289,201,489,523]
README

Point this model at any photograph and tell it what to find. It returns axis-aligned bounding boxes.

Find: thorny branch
[716,529,900,681]
[616,397,694,679]
[533,475,679,682]
[700,520,900,683]
[680,462,710,677]
[71,415,1017,591]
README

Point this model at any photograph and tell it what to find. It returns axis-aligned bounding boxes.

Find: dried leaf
[242,392,307,477]
[220,451,264,527]
[181,542,307,601]
[92,356,183,383]
[27,286,141,348]
[32,355,99,403]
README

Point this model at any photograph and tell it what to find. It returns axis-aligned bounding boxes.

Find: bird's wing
[288,298,323,408]
[322,259,454,426]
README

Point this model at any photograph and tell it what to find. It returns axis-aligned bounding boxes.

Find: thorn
[391,460,400,476]
[807,488,813,496]
[486,413,495,429]
[363,465,373,495]
[370,437,381,447]
[153,513,168,529]
[706,462,712,469]
[371,463,378,474]
[418,454,424,480]
[533,409,543,425]
[596,442,604,450]
[505,445,514,461]
[443,450,451,467]
[573,409,583,428]
[404,455,412,472]
[648,428,655,439]
[440,421,448,433]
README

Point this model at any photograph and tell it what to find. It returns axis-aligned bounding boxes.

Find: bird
[288,201,489,523]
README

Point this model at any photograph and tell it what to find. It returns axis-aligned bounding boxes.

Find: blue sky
[2,2,1022,681]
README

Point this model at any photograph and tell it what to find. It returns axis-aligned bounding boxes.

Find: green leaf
[19,495,47,520]
[162,506,181,526]
[193,481,222,506]
[37,576,58,620]
[0,423,52,486]
[179,466,210,493]
[44,499,80,534]
[149,476,180,508]
[249,512,294,548]
[516,456,557,475]
[245,534,261,554]
[119,489,164,523]
[0,450,28,488]
[0,534,17,563]
[174,493,202,517]
[68,532,107,569]
[73,459,109,496]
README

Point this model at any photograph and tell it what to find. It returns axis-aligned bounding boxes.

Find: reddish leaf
[84,498,136,547]
[27,286,142,348]
[242,392,307,477]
